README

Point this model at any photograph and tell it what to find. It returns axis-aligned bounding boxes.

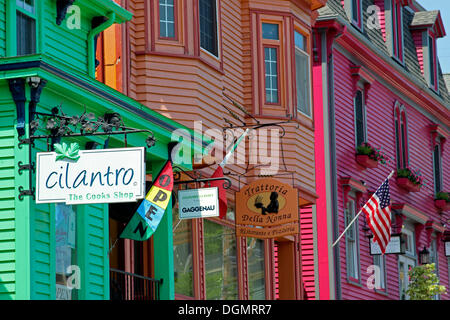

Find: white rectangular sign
[445,241,450,257]
[178,187,219,219]
[370,235,403,255]
[36,147,146,204]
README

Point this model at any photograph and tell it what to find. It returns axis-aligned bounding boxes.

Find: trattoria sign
[235,178,299,239]
[36,145,146,204]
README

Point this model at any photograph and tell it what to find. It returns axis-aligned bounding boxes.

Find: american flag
[361,178,392,254]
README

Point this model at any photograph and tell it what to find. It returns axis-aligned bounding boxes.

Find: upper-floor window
[354,89,366,148]
[394,103,408,169]
[427,34,439,91]
[351,0,362,29]
[199,0,218,57]
[262,23,280,104]
[294,31,311,117]
[16,0,36,56]
[159,0,176,39]
[391,0,403,62]
[433,142,442,194]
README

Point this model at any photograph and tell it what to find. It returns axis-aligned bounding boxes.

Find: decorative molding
[28,77,47,118]
[351,65,374,102]
[8,78,26,137]
[429,123,448,153]
[56,0,76,26]
[340,176,367,207]
[391,203,428,225]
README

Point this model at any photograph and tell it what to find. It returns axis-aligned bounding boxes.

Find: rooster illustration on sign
[254,192,279,215]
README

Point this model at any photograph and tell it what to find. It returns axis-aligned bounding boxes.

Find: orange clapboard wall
[98,0,325,300]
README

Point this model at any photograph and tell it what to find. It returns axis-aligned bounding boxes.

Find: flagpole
[220,128,250,168]
[331,170,395,248]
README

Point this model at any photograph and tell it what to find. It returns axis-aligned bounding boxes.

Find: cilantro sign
[36,143,146,204]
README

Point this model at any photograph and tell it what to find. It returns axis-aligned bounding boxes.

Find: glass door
[398,255,416,300]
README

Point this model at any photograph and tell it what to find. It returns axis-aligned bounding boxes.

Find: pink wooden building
[309,0,450,300]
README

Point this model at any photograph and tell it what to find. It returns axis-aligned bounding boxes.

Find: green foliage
[406,263,447,300]
[435,191,449,202]
[396,167,425,187]
[54,142,81,161]
[356,142,389,164]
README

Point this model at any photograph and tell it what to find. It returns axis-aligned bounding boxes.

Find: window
[391,0,403,62]
[199,0,218,57]
[294,31,311,117]
[373,255,387,290]
[354,89,366,148]
[399,227,416,300]
[264,47,279,104]
[173,208,194,297]
[429,238,440,300]
[55,204,78,300]
[159,0,176,39]
[247,238,266,299]
[394,103,408,169]
[16,0,36,56]
[427,34,438,91]
[345,199,360,281]
[204,220,238,299]
[351,0,362,28]
[433,143,442,193]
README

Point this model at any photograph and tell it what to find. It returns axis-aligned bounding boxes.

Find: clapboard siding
[0,1,5,57]
[43,2,89,74]
[333,48,449,300]
[0,91,17,300]
[300,206,315,300]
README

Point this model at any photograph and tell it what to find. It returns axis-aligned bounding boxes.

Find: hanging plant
[405,263,447,300]
[396,167,424,187]
[355,142,390,168]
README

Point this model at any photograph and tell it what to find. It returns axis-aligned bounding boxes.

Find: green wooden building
[0,0,203,300]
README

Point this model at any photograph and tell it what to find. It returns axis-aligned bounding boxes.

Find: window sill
[346,278,362,288]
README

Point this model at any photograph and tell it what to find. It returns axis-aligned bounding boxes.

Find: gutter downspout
[88,12,116,78]
[328,26,345,301]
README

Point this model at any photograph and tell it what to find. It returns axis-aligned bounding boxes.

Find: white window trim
[199,0,220,59]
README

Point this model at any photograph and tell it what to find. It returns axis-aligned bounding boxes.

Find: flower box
[434,199,449,211]
[396,177,421,192]
[356,154,378,168]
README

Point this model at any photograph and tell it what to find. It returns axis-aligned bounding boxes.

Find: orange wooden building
[98,0,326,300]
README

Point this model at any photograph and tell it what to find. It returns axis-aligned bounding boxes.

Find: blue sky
[418,0,450,74]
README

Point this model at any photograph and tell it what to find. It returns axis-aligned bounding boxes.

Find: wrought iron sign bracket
[16,105,157,201]
[173,166,232,190]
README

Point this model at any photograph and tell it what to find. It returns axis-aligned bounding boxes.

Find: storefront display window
[247,237,266,299]
[204,219,238,300]
[55,204,78,300]
[173,205,194,297]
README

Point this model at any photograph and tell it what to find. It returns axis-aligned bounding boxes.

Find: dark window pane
[395,115,401,168]
[434,145,441,192]
[199,0,218,56]
[354,90,365,147]
[429,36,435,86]
[400,119,407,167]
[262,23,279,40]
[352,0,359,22]
[17,11,36,56]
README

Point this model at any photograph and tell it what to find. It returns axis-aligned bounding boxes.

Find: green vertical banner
[120,160,174,241]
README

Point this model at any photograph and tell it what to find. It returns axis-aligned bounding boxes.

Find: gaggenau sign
[36,147,146,204]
